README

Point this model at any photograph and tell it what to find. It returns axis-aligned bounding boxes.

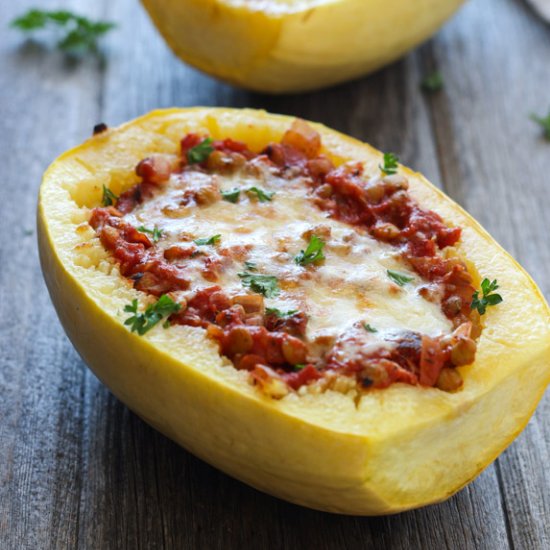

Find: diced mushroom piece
[302,224,332,241]
[281,335,308,365]
[249,365,289,399]
[282,119,322,158]
[371,222,400,241]
[232,294,265,315]
[225,326,254,355]
[135,154,176,185]
[436,367,464,392]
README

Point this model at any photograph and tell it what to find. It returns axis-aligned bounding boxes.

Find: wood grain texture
[0,0,548,548]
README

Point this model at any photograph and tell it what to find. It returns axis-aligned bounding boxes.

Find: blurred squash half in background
[141,0,465,93]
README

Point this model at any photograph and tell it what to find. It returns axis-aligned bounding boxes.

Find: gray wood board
[0,0,549,548]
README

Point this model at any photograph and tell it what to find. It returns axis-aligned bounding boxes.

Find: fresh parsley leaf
[421,71,444,93]
[246,187,274,203]
[11,9,115,54]
[244,261,257,271]
[137,225,163,242]
[295,235,326,266]
[379,152,399,176]
[221,188,241,203]
[123,295,181,335]
[238,271,280,298]
[363,323,378,333]
[102,185,118,206]
[471,278,503,315]
[266,307,298,318]
[187,138,214,164]
[194,234,221,246]
[530,111,550,141]
[387,269,414,287]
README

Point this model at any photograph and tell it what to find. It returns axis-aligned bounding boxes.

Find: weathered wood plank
[424,1,550,548]
[0,1,107,548]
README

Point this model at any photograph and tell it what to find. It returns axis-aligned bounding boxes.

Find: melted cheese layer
[125,163,452,348]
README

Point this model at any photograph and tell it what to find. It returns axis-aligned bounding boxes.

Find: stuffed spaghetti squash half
[38,108,550,515]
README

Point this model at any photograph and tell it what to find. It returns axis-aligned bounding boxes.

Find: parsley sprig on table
[530,110,550,141]
[123,295,181,335]
[101,185,118,206]
[194,234,221,246]
[187,138,214,164]
[238,271,280,298]
[11,9,116,54]
[295,235,325,266]
[471,278,503,315]
[421,71,444,93]
[380,153,399,176]
[387,269,414,287]
[137,225,163,242]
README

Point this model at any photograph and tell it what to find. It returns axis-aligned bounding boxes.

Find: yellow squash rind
[140,0,465,93]
[38,108,550,514]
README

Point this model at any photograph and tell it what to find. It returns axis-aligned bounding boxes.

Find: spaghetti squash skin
[38,108,550,514]
[139,0,465,93]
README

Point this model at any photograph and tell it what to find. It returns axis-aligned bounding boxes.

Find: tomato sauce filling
[89,120,480,397]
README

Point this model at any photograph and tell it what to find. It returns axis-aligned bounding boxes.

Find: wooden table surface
[1,0,549,548]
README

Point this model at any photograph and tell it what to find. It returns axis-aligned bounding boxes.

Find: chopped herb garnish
[471,278,503,315]
[380,152,399,176]
[363,323,378,333]
[221,188,241,203]
[244,261,257,271]
[294,364,306,371]
[266,307,298,318]
[187,138,214,164]
[421,71,444,93]
[295,235,326,266]
[137,225,163,242]
[246,187,274,203]
[11,9,116,53]
[102,185,118,206]
[530,111,550,141]
[194,234,221,246]
[123,295,181,335]
[387,269,414,287]
[238,271,279,298]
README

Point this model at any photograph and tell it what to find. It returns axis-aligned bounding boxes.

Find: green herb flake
[530,111,550,141]
[379,152,399,176]
[101,185,118,206]
[11,9,116,54]
[244,261,257,271]
[194,234,221,246]
[295,235,326,266]
[421,71,444,93]
[123,295,181,336]
[471,278,503,315]
[246,186,275,203]
[137,225,163,242]
[238,271,280,298]
[187,138,214,164]
[294,364,306,371]
[221,188,241,203]
[387,269,414,287]
[265,307,298,318]
[363,323,378,333]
